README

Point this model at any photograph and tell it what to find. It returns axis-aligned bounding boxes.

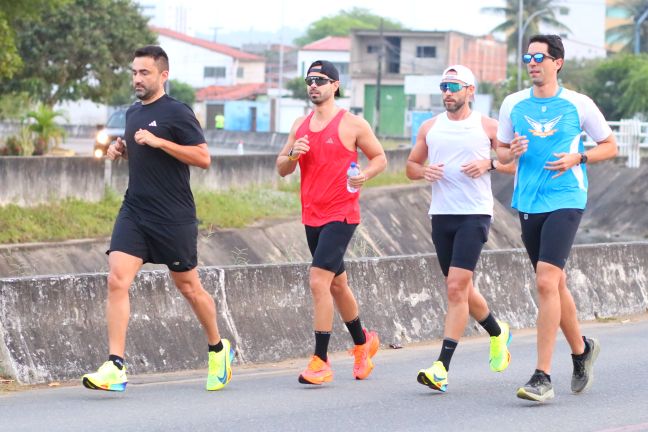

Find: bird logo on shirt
[524,115,562,138]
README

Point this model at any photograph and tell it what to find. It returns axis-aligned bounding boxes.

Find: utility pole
[373,19,384,135]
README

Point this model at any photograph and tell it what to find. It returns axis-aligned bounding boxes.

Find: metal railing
[583,119,648,168]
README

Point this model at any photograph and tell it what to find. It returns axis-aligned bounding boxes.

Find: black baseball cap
[307,60,340,97]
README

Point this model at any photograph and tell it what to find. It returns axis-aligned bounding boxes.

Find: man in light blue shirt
[496,34,617,403]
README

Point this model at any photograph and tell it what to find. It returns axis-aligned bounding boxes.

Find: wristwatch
[287,148,299,161]
[579,152,588,165]
[488,159,497,171]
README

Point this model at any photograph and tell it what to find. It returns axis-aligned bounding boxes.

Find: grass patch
[0,171,412,244]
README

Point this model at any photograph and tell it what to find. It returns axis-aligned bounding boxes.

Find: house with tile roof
[152,27,270,131]
[297,36,351,94]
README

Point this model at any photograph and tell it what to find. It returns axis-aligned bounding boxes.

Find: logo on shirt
[524,115,562,138]
[325,137,335,144]
[148,120,157,127]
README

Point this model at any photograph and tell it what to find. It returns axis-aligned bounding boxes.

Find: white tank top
[426,111,494,216]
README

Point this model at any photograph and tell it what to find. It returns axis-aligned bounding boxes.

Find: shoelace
[349,345,368,365]
[527,373,548,387]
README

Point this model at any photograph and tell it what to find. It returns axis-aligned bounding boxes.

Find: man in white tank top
[406,65,516,393]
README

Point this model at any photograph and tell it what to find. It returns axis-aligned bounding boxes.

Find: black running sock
[109,354,124,370]
[478,313,501,337]
[314,331,331,362]
[345,316,366,345]
[437,338,459,371]
[209,341,224,353]
[535,369,551,382]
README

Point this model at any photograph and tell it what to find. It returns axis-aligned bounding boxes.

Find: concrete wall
[0,148,411,206]
[1,242,647,384]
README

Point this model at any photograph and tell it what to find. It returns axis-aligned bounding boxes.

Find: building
[297,36,351,92]
[605,0,634,53]
[152,27,268,130]
[350,29,507,137]
[242,43,298,92]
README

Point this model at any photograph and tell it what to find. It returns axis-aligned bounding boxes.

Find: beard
[135,86,154,101]
[444,98,465,113]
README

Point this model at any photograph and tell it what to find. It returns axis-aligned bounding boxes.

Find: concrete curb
[1,242,647,384]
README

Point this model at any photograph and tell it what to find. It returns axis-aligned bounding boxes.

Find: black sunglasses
[305,76,334,86]
[522,53,557,64]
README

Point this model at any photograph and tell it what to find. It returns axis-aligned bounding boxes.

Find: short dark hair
[134,45,169,72]
[528,34,565,72]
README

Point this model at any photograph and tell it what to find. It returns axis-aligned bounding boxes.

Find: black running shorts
[108,206,198,272]
[305,221,358,276]
[431,214,491,277]
[518,208,583,270]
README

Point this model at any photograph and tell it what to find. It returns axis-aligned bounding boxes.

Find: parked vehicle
[94,108,126,158]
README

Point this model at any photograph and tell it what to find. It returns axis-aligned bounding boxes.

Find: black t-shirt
[122,94,206,224]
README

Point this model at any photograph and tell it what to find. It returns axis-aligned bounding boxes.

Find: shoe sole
[572,338,600,394]
[298,374,333,385]
[490,324,512,372]
[82,377,127,392]
[417,372,447,392]
[516,386,554,402]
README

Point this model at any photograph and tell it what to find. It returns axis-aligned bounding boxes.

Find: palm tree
[481,0,571,55]
[606,0,648,53]
[25,104,67,155]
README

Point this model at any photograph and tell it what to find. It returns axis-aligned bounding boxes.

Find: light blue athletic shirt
[497,87,611,213]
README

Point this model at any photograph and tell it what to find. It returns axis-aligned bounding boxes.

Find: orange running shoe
[298,355,333,385]
[350,329,380,380]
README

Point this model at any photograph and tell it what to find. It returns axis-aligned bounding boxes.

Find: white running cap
[441,65,476,87]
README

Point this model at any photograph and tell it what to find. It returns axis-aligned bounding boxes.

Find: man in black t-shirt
[82,46,234,392]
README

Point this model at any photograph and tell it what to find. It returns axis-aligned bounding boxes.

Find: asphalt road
[1,318,647,432]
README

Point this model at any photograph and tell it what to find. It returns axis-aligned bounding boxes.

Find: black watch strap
[580,152,588,164]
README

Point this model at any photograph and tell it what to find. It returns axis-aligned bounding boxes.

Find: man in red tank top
[276,60,387,385]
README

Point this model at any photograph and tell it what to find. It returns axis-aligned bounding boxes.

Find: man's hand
[510,132,529,158]
[461,159,491,178]
[423,163,445,182]
[545,152,581,178]
[288,134,310,160]
[107,137,126,160]
[134,128,162,148]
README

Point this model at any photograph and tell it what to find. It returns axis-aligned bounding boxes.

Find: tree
[582,54,648,120]
[0,0,69,80]
[1,0,156,106]
[606,0,648,53]
[25,105,68,154]
[481,0,570,54]
[294,7,404,46]
[168,80,196,106]
[285,77,309,100]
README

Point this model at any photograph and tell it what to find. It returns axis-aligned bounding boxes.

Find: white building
[297,36,351,90]
[153,27,266,89]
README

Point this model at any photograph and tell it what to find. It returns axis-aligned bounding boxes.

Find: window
[237,67,244,78]
[416,46,436,58]
[367,45,380,54]
[204,66,226,78]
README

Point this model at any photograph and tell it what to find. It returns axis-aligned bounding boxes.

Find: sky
[174,0,508,43]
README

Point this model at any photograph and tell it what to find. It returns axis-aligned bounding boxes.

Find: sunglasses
[522,53,557,64]
[439,82,468,93]
[305,76,334,86]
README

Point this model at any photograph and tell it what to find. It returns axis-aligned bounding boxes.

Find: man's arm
[406,117,446,183]
[545,133,618,177]
[276,117,307,177]
[349,115,387,189]
[133,129,210,169]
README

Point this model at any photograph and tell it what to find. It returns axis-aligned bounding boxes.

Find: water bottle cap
[350,162,357,168]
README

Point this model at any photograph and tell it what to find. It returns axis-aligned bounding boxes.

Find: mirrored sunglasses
[522,53,557,64]
[305,76,334,86]
[439,82,468,93]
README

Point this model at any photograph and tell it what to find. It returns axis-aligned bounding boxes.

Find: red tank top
[296,109,360,226]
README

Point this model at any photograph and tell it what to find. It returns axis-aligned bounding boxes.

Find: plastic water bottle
[347,162,360,193]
